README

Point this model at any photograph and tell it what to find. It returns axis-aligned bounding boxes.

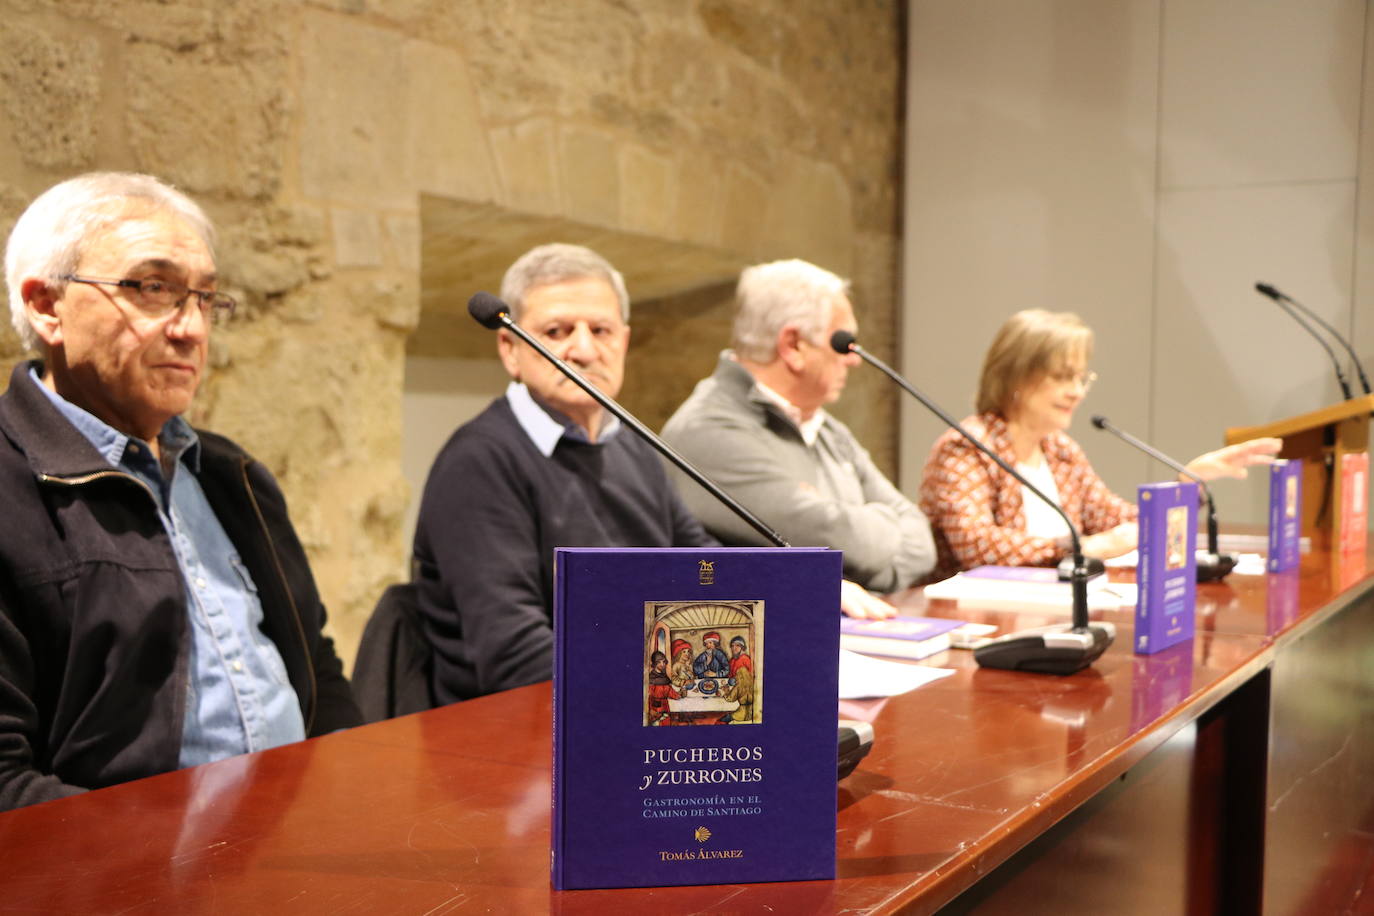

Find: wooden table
[3,543,1372,914]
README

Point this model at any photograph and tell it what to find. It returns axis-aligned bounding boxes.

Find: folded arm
[667,413,934,592]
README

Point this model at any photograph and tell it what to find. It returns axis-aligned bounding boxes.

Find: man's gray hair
[5,172,216,352]
[731,259,851,363]
[498,243,630,324]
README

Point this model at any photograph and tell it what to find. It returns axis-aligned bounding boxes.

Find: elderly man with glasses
[0,172,361,812]
[661,259,937,595]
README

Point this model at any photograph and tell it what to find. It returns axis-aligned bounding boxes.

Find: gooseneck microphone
[1256,282,1371,396]
[467,292,790,548]
[831,330,1114,675]
[1090,415,1237,582]
[1254,282,1359,399]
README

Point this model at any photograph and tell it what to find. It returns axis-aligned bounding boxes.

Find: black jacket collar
[0,360,115,480]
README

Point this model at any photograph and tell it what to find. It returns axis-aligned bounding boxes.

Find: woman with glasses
[917,309,1278,580]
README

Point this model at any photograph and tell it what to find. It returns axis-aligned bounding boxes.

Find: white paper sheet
[1106,550,1267,576]
[837,648,956,699]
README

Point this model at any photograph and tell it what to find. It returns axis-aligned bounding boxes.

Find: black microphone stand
[1255,283,1355,399]
[468,292,790,548]
[831,331,1113,675]
[1256,282,1371,396]
[1090,415,1237,582]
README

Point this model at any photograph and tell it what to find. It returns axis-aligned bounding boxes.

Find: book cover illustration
[1267,459,1302,573]
[553,547,841,891]
[1135,481,1198,655]
[647,600,762,726]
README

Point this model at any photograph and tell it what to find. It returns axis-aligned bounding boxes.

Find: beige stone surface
[298,11,409,208]
[125,45,288,199]
[330,208,384,269]
[672,153,724,249]
[0,22,100,170]
[384,212,421,272]
[490,118,561,216]
[698,0,787,70]
[764,155,855,276]
[719,166,772,257]
[619,144,674,239]
[401,38,497,203]
[0,0,905,679]
[623,280,737,432]
[559,125,621,228]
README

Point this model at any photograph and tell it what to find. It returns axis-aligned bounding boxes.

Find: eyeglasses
[1049,369,1097,392]
[59,274,236,324]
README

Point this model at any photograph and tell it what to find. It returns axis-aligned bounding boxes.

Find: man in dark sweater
[412,244,713,704]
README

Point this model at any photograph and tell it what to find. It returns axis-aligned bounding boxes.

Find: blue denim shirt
[31,369,305,767]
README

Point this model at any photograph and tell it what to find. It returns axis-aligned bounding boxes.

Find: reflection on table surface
[1,538,1370,914]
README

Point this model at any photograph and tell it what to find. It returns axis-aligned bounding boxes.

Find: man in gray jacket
[661,259,936,594]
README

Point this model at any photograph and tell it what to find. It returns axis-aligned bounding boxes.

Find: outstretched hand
[839,579,897,619]
[1184,437,1282,481]
[1080,521,1139,559]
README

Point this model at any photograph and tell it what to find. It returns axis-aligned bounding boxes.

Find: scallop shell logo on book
[694,826,712,843]
[698,560,715,585]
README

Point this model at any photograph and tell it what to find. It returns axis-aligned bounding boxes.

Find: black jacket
[0,362,361,811]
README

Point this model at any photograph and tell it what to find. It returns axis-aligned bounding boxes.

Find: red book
[1339,452,1369,557]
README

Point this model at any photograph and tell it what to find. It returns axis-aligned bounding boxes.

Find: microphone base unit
[974,622,1117,676]
[837,720,874,781]
[1196,551,1239,583]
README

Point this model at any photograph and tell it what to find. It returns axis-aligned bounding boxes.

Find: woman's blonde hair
[975,309,1093,415]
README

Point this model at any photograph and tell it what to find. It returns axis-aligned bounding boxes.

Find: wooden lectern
[1226,394,1374,546]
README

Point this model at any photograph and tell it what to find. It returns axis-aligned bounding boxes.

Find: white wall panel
[903,0,1371,526]
[901,0,1161,497]
[1152,181,1357,521]
[1158,0,1364,189]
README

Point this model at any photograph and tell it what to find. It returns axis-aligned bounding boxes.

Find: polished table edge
[868,638,1277,914]
[1,541,1370,914]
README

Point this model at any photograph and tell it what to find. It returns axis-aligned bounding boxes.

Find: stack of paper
[923,565,1134,613]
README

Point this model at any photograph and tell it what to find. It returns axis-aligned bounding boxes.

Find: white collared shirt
[504,381,621,456]
[752,380,827,446]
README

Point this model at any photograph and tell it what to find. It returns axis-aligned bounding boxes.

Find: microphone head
[1090,414,1109,430]
[830,329,857,354]
[468,292,510,329]
[1255,282,1280,300]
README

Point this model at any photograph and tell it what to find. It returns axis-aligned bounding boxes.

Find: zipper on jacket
[237,457,319,733]
[39,468,158,502]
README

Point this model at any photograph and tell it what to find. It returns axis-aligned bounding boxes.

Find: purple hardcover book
[839,615,964,660]
[1267,459,1302,573]
[1134,481,1197,655]
[552,547,842,890]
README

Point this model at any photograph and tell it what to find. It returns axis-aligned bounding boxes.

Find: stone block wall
[0,0,905,670]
